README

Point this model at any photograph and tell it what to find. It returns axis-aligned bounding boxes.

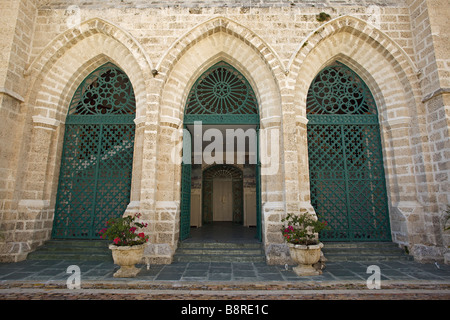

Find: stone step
[321,242,414,262]
[322,242,400,249]
[173,241,266,263]
[176,248,264,256]
[178,242,263,249]
[173,254,266,263]
[27,240,113,262]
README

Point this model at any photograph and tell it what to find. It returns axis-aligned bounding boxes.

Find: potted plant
[281,212,329,276]
[100,213,149,278]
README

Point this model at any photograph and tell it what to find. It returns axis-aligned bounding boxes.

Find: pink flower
[113,237,120,244]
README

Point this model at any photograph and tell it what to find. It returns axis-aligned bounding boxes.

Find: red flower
[113,237,120,244]
[129,227,137,233]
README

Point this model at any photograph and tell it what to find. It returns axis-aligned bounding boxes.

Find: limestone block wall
[406,0,450,260]
[0,0,41,262]
[0,0,448,263]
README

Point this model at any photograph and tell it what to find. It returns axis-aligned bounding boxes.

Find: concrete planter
[288,242,324,276]
[109,244,146,278]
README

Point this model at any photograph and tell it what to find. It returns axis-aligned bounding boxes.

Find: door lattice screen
[307,63,390,241]
[52,64,135,239]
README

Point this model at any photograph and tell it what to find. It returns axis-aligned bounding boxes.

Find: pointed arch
[25,20,151,123]
[290,22,422,125]
[306,62,391,241]
[290,17,425,248]
[23,17,153,129]
[288,15,418,77]
[52,62,137,239]
[19,21,151,238]
[157,29,283,129]
[156,16,286,95]
[289,15,421,126]
[26,17,154,77]
[184,61,259,125]
[154,27,284,199]
[153,25,286,248]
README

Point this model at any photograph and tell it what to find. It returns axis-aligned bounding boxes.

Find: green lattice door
[307,63,390,241]
[180,128,192,241]
[52,64,136,239]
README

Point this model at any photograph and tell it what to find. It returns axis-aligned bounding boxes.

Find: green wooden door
[52,64,136,239]
[307,63,390,241]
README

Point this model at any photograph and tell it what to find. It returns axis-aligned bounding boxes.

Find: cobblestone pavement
[1,286,450,300]
[1,259,450,302]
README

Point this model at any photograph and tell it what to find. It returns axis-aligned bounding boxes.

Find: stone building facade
[0,0,449,264]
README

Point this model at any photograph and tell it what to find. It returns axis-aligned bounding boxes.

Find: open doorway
[179,61,262,243]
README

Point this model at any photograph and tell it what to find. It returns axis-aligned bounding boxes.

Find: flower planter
[288,242,323,276]
[109,244,146,278]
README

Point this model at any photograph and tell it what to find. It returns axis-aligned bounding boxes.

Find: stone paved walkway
[1,259,450,283]
[1,259,450,304]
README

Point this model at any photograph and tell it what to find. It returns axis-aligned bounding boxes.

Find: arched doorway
[202,165,243,224]
[180,61,261,242]
[306,62,391,241]
[52,63,136,239]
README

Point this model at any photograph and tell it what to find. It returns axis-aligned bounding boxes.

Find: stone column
[295,115,316,216]
[382,117,429,257]
[260,116,290,265]
[125,116,146,213]
[144,116,182,264]
[407,0,450,263]
[14,116,61,261]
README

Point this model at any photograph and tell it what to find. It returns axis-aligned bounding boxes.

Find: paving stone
[258,273,285,281]
[183,270,208,277]
[232,263,255,270]
[208,273,232,281]
[155,273,183,281]
[1,259,450,286]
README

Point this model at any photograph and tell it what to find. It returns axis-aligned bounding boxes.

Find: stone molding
[32,115,60,129]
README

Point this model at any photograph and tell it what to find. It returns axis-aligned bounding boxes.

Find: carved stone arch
[155,30,284,201]
[25,19,152,123]
[25,17,154,79]
[156,16,286,86]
